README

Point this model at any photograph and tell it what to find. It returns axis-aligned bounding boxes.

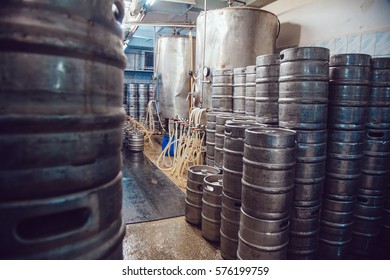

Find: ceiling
[122,0,277,51]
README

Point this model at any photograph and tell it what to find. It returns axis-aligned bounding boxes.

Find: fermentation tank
[156,35,195,120]
[196,7,279,109]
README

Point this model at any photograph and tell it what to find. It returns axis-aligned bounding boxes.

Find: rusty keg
[212,69,233,112]
[245,65,257,116]
[288,204,321,260]
[368,58,390,129]
[201,174,223,242]
[220,192,241,259]
[278,47,329,130]
[206,112,218,166]
[255,54,280,124]
[185,165,220,225]
[242,127,296,219]
[233,67,246,114]
[238,209,289,260]
[223,120,259,199]
[0,0,126,259]
[214,113,235,169]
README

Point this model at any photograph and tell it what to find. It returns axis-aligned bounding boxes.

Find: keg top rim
[246,126,297,136]
[189,165,220,175]
[198,6,278,19]
[203,174,223,186]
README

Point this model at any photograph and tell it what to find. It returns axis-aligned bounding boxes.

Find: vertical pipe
[201,0,207,108]
[189,28,194,113]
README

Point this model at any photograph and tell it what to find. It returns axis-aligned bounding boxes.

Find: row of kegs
[123,83,153,121]
[197,49,390,259]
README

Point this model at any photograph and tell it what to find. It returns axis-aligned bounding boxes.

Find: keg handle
[112,2,124,24]
[279,220,289,229]
[367,131,385,139]
[16,208,91,241]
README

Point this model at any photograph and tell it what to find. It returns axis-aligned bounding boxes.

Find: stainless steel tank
[196,7,279,109]
[156,35,195,119]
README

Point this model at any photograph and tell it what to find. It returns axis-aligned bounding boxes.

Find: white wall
[263,0,390,57]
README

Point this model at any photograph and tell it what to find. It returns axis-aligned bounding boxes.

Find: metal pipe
[125,21,196,27]
[189,28,194,113]
[201,0,207,108]
[153,25,157,78]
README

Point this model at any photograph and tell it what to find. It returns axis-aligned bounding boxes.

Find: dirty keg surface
[121,149,185,224]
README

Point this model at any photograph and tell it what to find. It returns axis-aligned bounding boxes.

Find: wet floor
[122,137,221,260]
[123,217,221,260]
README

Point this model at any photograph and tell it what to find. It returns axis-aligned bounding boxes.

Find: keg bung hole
[368,131,384,139]
[280,54,284,61]
[112,2,124,23]
[16,208,91,241]
[197,184,203,191]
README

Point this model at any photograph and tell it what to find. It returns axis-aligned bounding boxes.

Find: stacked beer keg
[128,83,139,120]
[214,113,235,169]
[123,83,129,115]
[353,57,390,256]
[278,47,329,259]
[238,127,297,259]
[212,70,234,113]
[220,120,259,259]
[138,84,149,121]
[376,58,390,253]
[233,68,247,115]
[206,112,218,167]
[320,54,370,259]
[202,174,224,242]
[185,165,220,225]
[245,65,257,116]
[255,54,280,124]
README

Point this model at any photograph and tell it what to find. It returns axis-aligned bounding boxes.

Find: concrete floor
[122,136,221,260]
[123,217,221,260]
